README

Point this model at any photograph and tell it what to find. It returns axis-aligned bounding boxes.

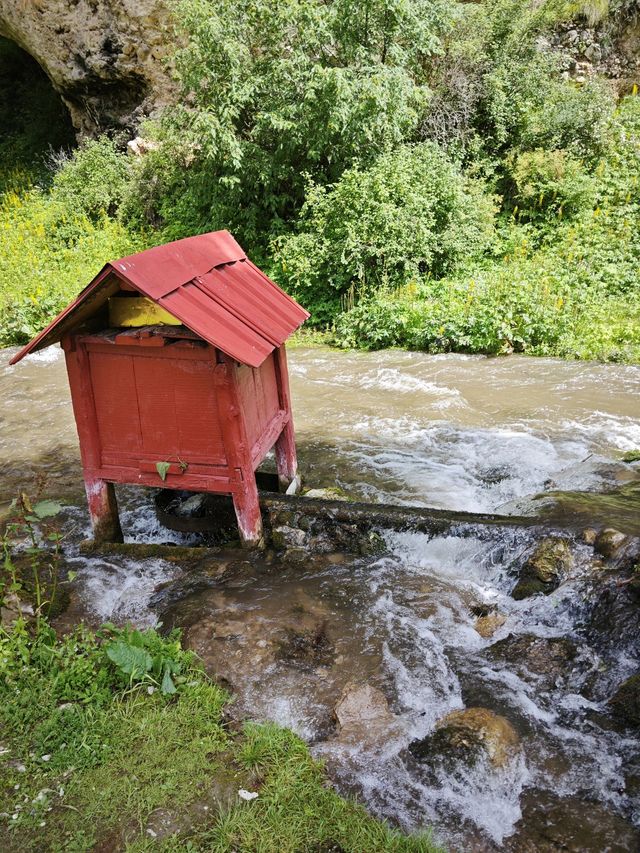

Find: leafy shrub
[274,142,496,321]
[51,137,130,220]
[487,56,615,161]
[126,0,454,248]
[508,148,595,220]
[103,624,191,694]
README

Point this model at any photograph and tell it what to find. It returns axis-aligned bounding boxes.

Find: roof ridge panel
[159,282,274,367]
[111,230,247,300]
[196,268,294,348]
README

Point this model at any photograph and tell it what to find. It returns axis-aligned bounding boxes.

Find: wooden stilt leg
[273,345,300,493]
[85,477,123,544]
[275,422,299,492]
[232,476,264,548]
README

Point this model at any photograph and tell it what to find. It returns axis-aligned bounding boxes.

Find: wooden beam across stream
[79,486,548,559]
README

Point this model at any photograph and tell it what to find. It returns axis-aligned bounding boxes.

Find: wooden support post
[85,477,123,544]
[273,345,299,493]
[215,354,264,548]
[232,475,264,549]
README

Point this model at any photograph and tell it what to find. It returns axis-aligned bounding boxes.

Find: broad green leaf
[106,641,152,678]
[33,500,62,519]
[156,461,171,481]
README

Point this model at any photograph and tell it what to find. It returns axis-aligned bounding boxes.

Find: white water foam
[344,417,591,512]
[68,554,180,627]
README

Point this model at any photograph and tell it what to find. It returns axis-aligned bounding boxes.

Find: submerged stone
[609,673,640,727]
[277,622,335,669]
[506,790,640,853]
[474,612,507,639]
[410,707,519,769]
[333,682,402,745]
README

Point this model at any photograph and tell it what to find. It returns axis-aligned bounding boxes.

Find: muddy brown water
[2,344,640,850]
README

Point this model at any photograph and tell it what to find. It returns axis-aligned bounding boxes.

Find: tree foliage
[134,0,454,248]
[274,142,496,321]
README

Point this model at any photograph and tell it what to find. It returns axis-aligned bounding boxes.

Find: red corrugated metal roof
[10,231,309,368]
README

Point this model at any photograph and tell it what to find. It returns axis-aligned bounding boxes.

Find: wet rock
[277,622,335,669]
[609,673,640,727]
[486,634,577,687]
[506,790,640,853]
[478,465,510,485]
[582,527,598,545]
[1,591,34,628]
[304,488,350,501]
[475,612,506,639]
[511,537,573,599]
[359,530,385,556]
[271,525,308,550]
[595,527,627,559]
[410,707,519,769]
[333,682,402,745]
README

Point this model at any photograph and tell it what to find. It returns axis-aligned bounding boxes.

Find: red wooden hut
[10,231,309,546]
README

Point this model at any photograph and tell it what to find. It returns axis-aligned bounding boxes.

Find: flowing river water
[2,345,640,850]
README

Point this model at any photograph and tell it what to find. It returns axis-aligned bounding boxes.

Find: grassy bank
[0,622,439,852]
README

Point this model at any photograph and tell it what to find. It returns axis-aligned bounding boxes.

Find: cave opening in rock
[0,36,75,184]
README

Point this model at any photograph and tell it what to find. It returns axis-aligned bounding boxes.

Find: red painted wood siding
[236,353,281,460]
[85,343,227,472]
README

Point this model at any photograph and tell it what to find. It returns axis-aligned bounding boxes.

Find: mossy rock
[410,707,519,769]
[486,634,577,686]
[609,674,640,727]
[511,537,573,599]
[511,578,549,600]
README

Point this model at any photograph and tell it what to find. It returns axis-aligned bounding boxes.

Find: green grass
[0,622,441,852]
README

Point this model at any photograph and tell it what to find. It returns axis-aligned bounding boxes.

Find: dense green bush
[50,137,130,220]
[125,0,454,249]
[508,148,596,220]
[273,142,496,321]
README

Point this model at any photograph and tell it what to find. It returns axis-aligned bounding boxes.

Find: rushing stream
[2,345,640,850]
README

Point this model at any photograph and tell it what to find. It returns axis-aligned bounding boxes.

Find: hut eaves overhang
[10,230,309,368]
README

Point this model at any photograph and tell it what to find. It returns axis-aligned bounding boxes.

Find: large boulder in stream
[609,673,640,727]
[409,707,519,769]
[511,537,573,599]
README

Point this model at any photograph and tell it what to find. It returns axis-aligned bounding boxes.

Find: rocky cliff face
[550,6,640,91]
[0,0,175,135]
[1,1,637,138]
